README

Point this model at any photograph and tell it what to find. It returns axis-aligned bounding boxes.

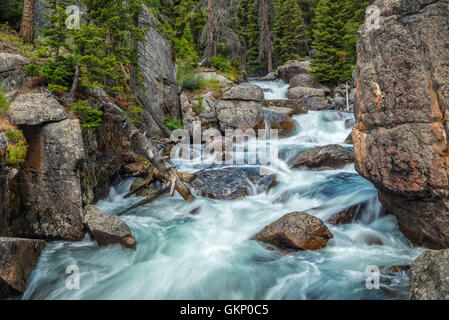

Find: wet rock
[190,167,277,200]
[262,107,296,137]
[289,73,322,90]
[277,60,311,83]
[0,237,45,298]
[130,178,162,198]
[0,53,29,100]
[136,6,180,136]
[288,144,354,170]
[362,234,383,246]
[216,100,264,133]
[327,203,362,226]
[253,211,333,251]
[353,0,449,249]
[344,132,353,144]
[287,86,328,110]
[83,205,136,250]
[262,99,308,115]
[9,93,68,126]
[221,83,264,102]
[383,265,410,274]
[410,249,449,300]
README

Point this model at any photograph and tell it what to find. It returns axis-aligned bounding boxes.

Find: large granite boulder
[288,144,354,170]
[289,73,323,90]
[9,93,67,125]
[410,249,449,300]
[353,0,449,248]
[287,86,328,110]
[0,53,30,100]
[0,237,45,298]
[262,107,296,137]
[191,167,277,200]
[277,60,311,83]
[221,83,264,102]
[136,6,180,136]
[253,212,333,251]
[216,100,264,133]
[262,99,308,115]
[83,205,136,250]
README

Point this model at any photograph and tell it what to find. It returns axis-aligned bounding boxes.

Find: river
[23,80,423,300]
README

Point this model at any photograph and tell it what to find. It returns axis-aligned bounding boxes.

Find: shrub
[6,140,27,166]
[193,95,204,113]
[5,130,23,141]
[0,89,9,113]
[163,116,184,132]
[179,74,204,91]
[71,101,103,129]
[210,55,231,71]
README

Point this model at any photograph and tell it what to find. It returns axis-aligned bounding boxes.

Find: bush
[0,88,9,113]
[179,74,204,91]
[193,95,204,113]
[210,55,231,71]
[71,101,103,129]
[6,140,27,166]
[5,130,23,141]
[163,116,184,132]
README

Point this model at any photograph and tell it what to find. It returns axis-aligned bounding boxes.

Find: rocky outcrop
[353,0,449,249]
[83,205,136,250]
[410,249,449,300]
[289,144,354,170]
[0,53,29,100]
[191,167,277,200]
[0,237,45,298]
[262,100,308,115]
[136,6,180,136]
[253,211,333,251]
[6,92,85,241]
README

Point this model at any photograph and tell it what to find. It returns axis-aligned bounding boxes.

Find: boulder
[259,72,278,81]
[287,86,328,110]
[253,211,333,251]
[136,6,181,136]
[221,83,264,102]
[216,100,264,133]
[410,249,449,300]
[277,60,311,83]
[190,167,277,200]
[289,73,322,90]
[327,203,361,226]
[262,107,296,137]
[0,53,30,100]
[183,92,218,135]
[83,205,136,250]
[353,0,449,248]
[9,93,68,126]
[262,99,308,115]
[288,144,354,170]
[0,237,45,298]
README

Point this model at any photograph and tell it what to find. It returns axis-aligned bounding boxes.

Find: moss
[4,130,23,141]
[0,88,9,113]
[163,116,184,132]
[6,140,27,166]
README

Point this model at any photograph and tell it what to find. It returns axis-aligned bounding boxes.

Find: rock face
[410,249,449,300]
[83,205,136,250]
[289,144,354,170]
[253,212,333,251]
[0,237,45,298]
[353,0,449,248]
[137,6,180,136]
[191,167,277,200]
[0,53,29,100]
[6,92,85,241]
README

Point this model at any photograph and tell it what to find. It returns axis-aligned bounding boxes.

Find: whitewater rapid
[23,81,423,300]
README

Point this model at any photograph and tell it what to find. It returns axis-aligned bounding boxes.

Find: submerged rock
[190,167,277,200]
[83,205,136,250]
[0,237,45,298]
[288,144,354,170]
[410,249,449,300]
[253,211,333,251]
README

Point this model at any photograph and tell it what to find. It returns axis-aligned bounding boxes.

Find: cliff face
[353,0,449,248]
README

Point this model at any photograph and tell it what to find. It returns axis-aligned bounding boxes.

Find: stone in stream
[83,205,136,250]
[287,86,328,110]
[410,249,449,300]
[0,237,45,299]
[190,167,277,200]
[262,107,296,137]
[215,100,265,133]
[289,73,323,90]
[253,212,334,251]
[276,60,311,83]
[262,99,308,115]
[288,144,354,170]
[221,83,264,102]
[327,200,371,226]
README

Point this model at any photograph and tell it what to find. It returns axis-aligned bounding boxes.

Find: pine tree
[273,0,307,64]
[310,0,352,84]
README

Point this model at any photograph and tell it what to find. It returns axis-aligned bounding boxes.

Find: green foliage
[0,1,23,30]
[0,88,9,113]
[179,74,204,91]
[71,101,103,129]
[6,140,27,166]
[192,95,204,113]
[163,116,184,132]
[4,130,23,141]
[209,56,241,82]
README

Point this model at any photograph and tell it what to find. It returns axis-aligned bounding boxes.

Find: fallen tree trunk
[91,87,194,203]
[118,187,170,216]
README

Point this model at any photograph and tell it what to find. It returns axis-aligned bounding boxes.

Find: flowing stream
[24,81,423,300]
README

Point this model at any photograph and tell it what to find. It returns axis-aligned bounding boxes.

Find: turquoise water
[23,87,423,300]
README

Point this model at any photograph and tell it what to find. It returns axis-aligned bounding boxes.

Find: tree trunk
[68,62,81,103]
[203,0,214,66]
[91,87,194,203]
[258,0,273,73]
[19,0,35,43]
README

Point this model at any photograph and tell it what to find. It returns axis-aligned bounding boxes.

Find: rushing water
[24,81,423,300]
